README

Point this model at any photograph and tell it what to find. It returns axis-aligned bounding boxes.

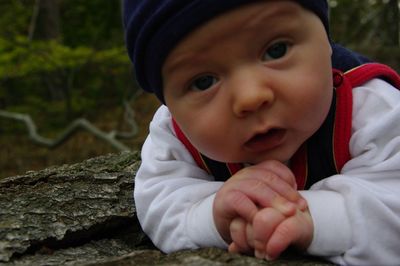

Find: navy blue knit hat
[123,0,368,103]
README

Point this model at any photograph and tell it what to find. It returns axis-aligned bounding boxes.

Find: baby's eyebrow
[164,51,208,76]
[164,53,193,75]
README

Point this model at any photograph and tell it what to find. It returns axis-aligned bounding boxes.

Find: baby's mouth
[244,128,286,152]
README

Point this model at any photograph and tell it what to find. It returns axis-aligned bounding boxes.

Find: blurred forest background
[1,0,399,178]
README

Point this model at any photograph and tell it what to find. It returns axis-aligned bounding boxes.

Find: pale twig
[0,110,131,151]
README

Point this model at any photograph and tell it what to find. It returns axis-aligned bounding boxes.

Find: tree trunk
[35,0,68,107]
[383,0,400,46]
[0,152,332,265]
[36,0,61,41]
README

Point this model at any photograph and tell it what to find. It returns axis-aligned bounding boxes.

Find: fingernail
[298,198,308,211]
[284,202,296,215]
[255,250,265,259]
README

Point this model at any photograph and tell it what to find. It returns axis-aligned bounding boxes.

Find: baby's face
[162,1,333,164]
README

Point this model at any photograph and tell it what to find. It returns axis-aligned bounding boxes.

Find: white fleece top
[134,79,400,265]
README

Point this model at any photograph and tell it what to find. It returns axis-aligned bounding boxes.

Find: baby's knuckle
[265,159,280,168]
[215,191,236,210]
[254,210,270,225]
[249,178,266,190]
[225,190,246,206]
[238,167,256,180]
[260,173,279,187]
[266,173,279,183]
[276,222,294,239]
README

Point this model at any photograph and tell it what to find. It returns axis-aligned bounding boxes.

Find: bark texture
[0,152,332,265]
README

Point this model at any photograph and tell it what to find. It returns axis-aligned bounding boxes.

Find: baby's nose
[231,71,275,117]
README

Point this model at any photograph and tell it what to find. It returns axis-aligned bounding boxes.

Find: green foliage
[0,37,128,79]
[329,0,400,46]
[0,1,33,38]
[0,0,135,132]
[1,38,132,128]
[60,0,124,48]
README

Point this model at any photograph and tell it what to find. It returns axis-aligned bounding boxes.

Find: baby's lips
[244,128,286,152]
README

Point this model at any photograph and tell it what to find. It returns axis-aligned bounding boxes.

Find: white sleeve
[301,79,400,265]
[134,105,228,253]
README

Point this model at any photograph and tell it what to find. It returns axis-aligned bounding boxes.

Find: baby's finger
[258,173,301,204]
[215,189,259,222]
[229,218,252,254]
[252,208,285,259]
[254,160,297,189]
[237,178,297,216]
[266,217,300,260]
[267,209,314,260]
[228,242,241,254]
[246,222,254,249]
[252,164,307,211]
[218,176,296,218]
[235,167,304,212]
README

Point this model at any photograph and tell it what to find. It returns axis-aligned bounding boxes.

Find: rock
[0,152,332,265]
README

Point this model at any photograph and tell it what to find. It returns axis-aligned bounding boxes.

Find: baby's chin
[202,147,294,165]
[244,159,289,166]
[211,154,290,166]
[240,153,292,166]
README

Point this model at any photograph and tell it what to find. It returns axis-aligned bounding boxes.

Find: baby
[124,1,400,264]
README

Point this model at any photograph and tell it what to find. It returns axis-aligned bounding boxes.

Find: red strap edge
[226,163,243,176]
[345,63,400,89]
[172,119,210,174]
[333,70,352,173]
[333,63,400,172]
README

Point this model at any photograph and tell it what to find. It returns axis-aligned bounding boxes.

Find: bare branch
[0,110,132,151]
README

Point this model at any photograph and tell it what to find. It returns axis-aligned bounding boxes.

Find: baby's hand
[213,160,306,243]
[229,207,313,260]
[228,217,254,255]
[252,207,313,260]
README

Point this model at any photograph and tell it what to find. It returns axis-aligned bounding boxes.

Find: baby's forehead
[165,3,305,66]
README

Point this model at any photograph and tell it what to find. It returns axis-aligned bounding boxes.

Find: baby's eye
[262,41,289,61]
[189,75,218,91]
